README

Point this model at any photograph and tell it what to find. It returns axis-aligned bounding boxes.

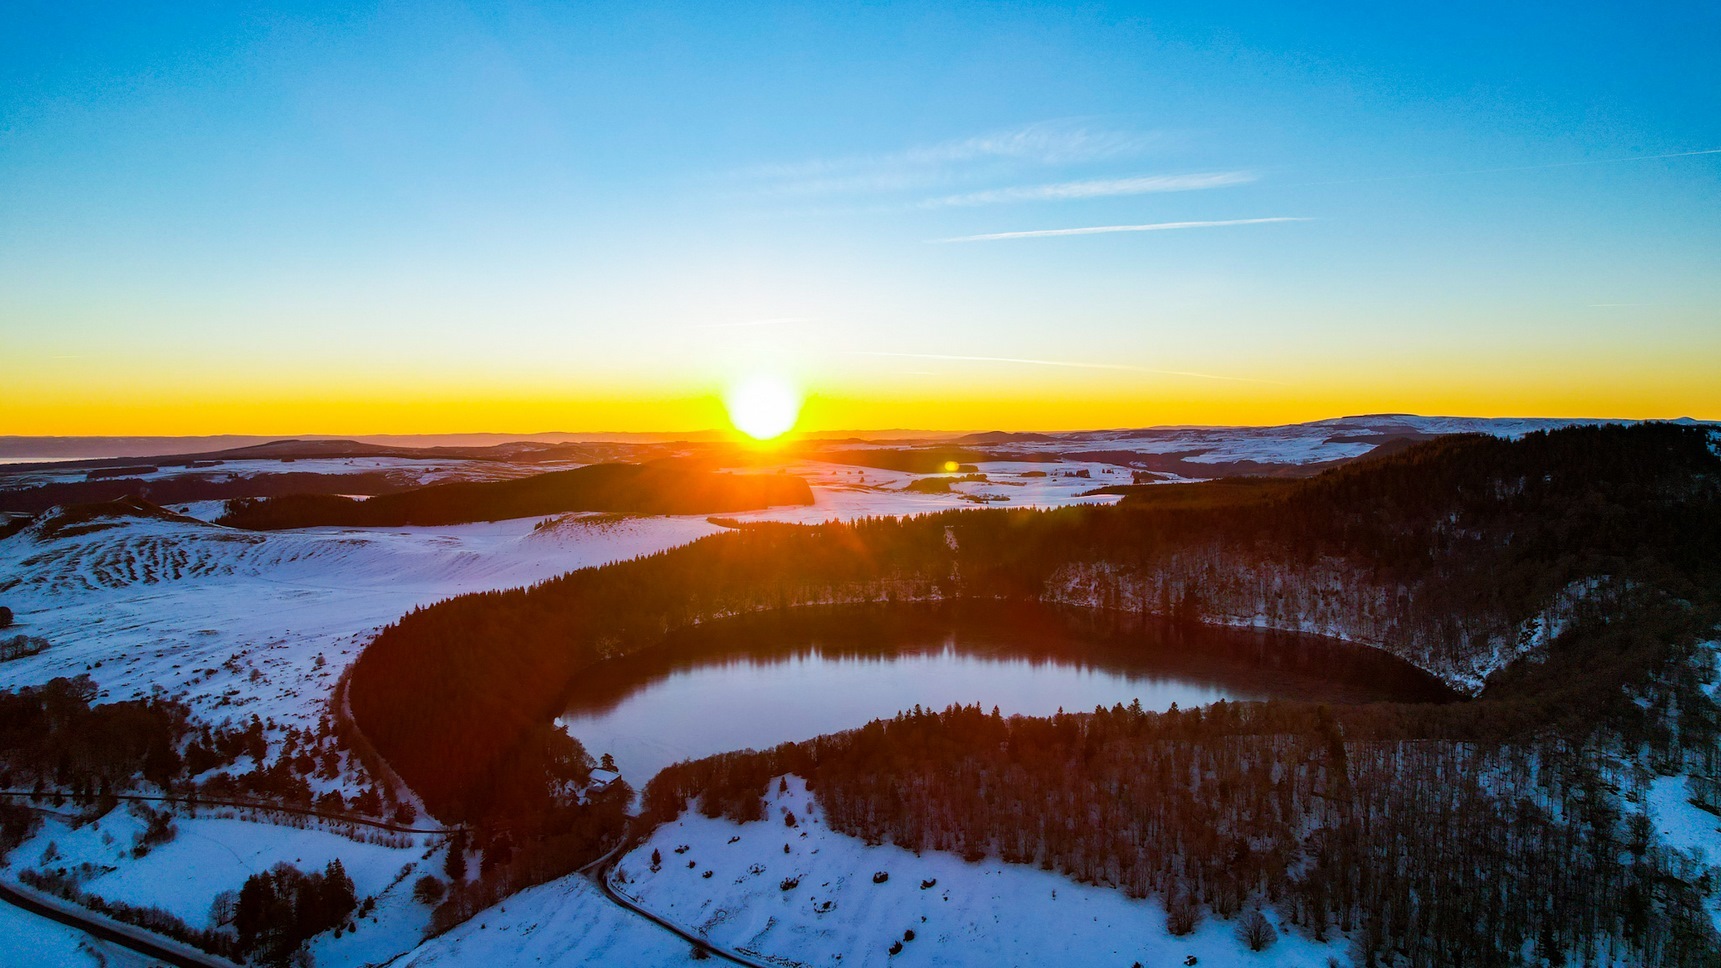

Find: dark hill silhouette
[218,461,814,529]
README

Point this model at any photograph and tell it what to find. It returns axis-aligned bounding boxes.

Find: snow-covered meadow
[612,776,1350,968]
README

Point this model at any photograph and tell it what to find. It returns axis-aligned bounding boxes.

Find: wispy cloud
[852,351,1284,385]
[923,171,1255,208]
[734,120,1166,198]
[932,217,1309,243]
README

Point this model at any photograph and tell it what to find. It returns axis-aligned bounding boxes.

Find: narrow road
[0,877,240,968]
[0,789,458,835]
[584,830,776,968]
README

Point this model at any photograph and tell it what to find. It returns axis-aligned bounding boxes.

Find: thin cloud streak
[1306,147,1721,186]
[933,217,1309,243]
[924,171,1255,208]
[734,120,1165,197]
[853,351,1286,385]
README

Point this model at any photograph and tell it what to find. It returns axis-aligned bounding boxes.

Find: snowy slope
[0,511,724,730]
[395,876,702,968]
[0,899,155,968]
[13,810,427,931]
[611,776,1349,968]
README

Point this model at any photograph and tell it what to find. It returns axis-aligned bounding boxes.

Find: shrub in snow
[1239,908,1277,952]
[0,606,12,628]
[412,875,446,905]
[779,876,800,891]
[1165,894,1200,936]
[210,890,239,927]
[872,870,889,883]
[889,940,903,955]
[0,633,47,662]
[130,807,177,858]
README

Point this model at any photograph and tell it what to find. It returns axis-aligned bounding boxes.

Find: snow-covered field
[611,776,1349,968]
[0,510,724,730]
[13,810,428,931]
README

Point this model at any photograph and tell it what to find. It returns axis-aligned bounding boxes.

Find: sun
[724,375,803,441]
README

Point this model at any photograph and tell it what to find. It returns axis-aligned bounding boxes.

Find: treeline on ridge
[218,460,814,529]
[0,470,414,515]
[641,697,1720,966]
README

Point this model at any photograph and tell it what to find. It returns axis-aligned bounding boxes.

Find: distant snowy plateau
[1,415,1715,967]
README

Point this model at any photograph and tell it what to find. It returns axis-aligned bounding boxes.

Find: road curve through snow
[0,877,240,968]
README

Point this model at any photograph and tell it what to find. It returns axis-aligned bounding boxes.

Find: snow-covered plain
[613,776,1349,968]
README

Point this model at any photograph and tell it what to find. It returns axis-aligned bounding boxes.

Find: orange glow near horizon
[3,367,1718,439]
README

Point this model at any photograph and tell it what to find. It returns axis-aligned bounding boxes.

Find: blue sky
[3,1,1718,432]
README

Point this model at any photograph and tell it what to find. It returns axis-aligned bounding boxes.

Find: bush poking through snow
[872,870,889,883]
[412,875,446,905]
[130,804,176,858]
[1165,894,1199,936]
[1239,908,1277,952]
[0,633,48,662]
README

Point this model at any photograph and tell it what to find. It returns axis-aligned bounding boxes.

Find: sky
[2,1,1718,435]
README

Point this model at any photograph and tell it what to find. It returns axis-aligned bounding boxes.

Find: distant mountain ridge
[7,415,1706,466]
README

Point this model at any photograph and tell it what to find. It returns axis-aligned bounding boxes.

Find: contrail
[852,351,1286,385]
[931,217,1308,243]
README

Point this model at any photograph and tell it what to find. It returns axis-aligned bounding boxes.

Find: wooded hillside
[218,461,814,529]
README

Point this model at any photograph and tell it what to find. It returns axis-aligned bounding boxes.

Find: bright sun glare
[724,375,802,441]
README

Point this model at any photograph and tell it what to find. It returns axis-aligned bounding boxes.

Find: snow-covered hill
[613,776,1347,967]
